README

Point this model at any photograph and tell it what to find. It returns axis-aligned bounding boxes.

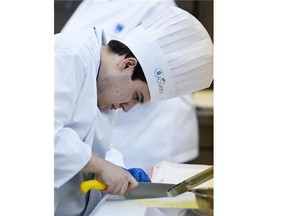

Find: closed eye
[134,92,144,104]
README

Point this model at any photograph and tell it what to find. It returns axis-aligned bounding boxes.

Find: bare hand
[82,154,138,195]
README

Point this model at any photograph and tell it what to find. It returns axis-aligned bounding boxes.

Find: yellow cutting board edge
[136,197,199,209]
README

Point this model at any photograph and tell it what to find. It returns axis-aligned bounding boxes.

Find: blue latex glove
[126,168,151,182]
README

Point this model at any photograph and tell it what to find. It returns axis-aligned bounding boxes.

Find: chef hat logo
[154,68,165,94]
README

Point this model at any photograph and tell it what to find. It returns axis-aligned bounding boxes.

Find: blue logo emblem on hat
[154,68,165,94]
[114,24,124,33]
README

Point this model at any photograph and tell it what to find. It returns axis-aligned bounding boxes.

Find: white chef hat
[120,4,213,102]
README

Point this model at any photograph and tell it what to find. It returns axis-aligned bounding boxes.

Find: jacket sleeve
[54,45,91,189]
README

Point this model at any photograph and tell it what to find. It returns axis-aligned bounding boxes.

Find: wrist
[82,154,104,174]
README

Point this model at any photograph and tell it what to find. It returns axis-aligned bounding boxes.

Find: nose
[121,100,138,112]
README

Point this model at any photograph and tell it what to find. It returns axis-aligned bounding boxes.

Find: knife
[80,166,213,199]
[167,166,213,197]
[80,179,175,199]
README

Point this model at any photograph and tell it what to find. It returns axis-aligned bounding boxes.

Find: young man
[55,29,148,215]
[55,4,213,216]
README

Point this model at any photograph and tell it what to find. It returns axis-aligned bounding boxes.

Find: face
[97,72,151,112]
[97,49,151,112]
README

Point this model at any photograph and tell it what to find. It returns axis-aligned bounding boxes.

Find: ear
[118,57,137,71]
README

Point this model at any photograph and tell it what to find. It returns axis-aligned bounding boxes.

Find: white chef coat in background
[61,0,199,172]
[112,95,199,171]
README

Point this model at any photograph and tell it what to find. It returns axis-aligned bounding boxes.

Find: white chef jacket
[62,0,176,38]
[54,27,116,216]
[61,0,199,172]
[111,95,198,171]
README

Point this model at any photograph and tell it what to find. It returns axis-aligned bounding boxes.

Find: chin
[97,101,105,109]
[98,105,107,110]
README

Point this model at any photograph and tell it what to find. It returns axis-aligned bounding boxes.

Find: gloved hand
[126,168,151,182]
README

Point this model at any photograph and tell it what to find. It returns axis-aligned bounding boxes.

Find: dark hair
[108,40,147,83]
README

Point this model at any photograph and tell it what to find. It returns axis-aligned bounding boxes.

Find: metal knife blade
[124,182,175,199]
[167,166,213,197]
[80,179,175,199]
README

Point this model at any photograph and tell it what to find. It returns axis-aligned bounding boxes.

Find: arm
[54,37,92,188]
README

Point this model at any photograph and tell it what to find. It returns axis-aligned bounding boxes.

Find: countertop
[90,162,213,216]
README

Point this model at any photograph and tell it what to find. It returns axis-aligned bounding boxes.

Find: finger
[119,181,129,195]
[112,182,125,195]
[126,179,138,194]
[102,184,115,194]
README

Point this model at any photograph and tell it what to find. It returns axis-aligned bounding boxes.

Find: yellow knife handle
[80,179,106,194]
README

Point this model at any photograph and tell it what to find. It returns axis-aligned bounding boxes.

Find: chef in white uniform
[55,27,141,215]
[62,0,200,173]
[55,3,213,216]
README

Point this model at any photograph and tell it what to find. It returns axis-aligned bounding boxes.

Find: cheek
[99,76,134,105]
[113,85,132,101]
